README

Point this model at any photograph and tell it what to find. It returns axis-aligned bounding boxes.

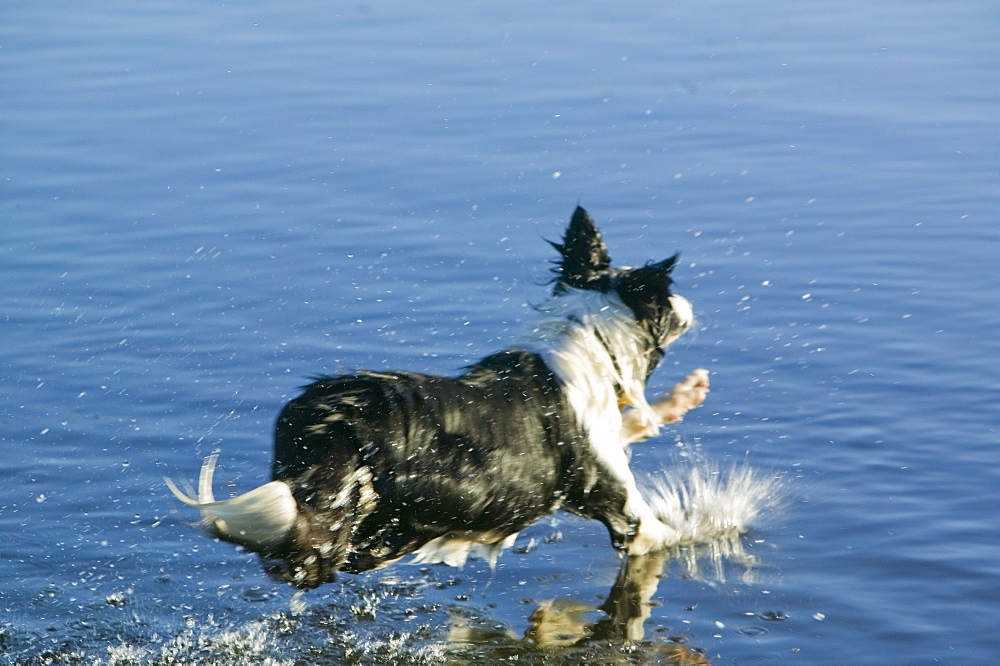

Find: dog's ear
[550,207,613,293]
[616,254,679,324]
[645,254,679,279]
[619,254,679,295]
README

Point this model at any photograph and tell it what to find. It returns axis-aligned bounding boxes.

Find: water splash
[644,457,786,585]
[102,617,296,666]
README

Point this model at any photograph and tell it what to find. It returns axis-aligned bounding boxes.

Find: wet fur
[169,207,698,589]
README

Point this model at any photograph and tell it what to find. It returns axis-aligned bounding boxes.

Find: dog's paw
[652,369,709,424]
[628,518,680,555]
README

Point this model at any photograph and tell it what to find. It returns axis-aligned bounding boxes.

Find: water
[3,0,998,663]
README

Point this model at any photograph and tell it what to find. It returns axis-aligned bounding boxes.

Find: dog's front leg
[624,492,679,555]
[595,449,681,554]
[614,369,709,553]
[619,369,709,445]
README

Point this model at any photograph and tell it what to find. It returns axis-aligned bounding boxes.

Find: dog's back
[271,352,586,580]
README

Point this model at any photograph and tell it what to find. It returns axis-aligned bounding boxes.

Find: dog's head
[550,206,693,352]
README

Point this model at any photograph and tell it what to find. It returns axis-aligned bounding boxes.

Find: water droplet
[758,610,790,621]
[738,625,768,637]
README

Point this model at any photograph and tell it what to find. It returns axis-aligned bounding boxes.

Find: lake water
[3,1,998,663]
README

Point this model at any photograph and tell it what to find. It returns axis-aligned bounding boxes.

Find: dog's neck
[519,288,662,441]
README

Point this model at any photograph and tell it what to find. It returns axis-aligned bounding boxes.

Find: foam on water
[94,582,453,666]
[102,618,295,666]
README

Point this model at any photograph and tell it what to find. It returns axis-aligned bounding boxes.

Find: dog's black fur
[269,352,593,582]
[169,207,694,589]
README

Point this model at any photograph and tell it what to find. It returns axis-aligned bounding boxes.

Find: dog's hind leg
[266,456,379,588]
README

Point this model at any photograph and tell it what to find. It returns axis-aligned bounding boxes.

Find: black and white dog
[168,207,708,589]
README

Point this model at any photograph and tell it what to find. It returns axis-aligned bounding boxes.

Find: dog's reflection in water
[447,551,711,664]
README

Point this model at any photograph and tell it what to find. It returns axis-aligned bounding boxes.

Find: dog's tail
[165,455,298,551]
[166,454,370,588]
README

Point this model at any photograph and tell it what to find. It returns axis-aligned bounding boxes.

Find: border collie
[168,207,708,589]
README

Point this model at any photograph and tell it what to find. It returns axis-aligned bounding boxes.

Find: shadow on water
[446,550,712,665]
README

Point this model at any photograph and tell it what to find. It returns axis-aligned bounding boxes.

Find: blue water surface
[3,1,998,663]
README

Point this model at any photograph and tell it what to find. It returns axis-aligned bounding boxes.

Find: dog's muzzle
[668,294,694,337]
